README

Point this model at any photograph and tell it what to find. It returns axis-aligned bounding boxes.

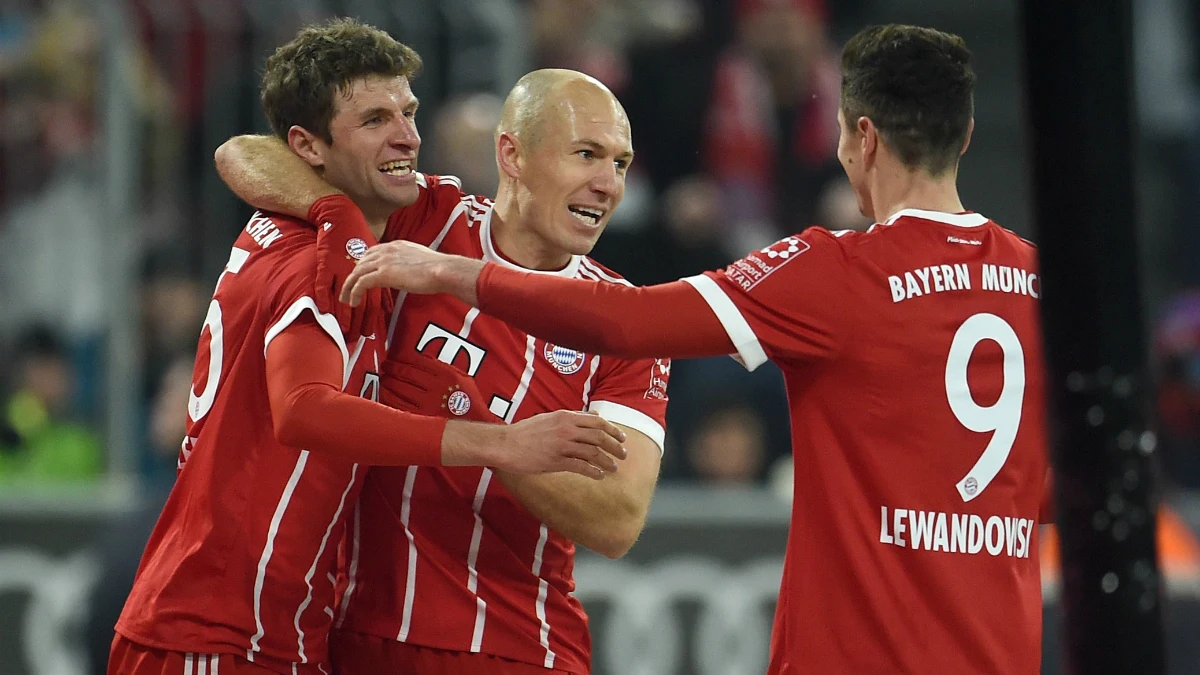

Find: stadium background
[0,0,1198,673]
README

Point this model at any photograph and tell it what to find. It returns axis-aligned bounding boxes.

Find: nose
[590,160,621,199]
[390,115,421,150]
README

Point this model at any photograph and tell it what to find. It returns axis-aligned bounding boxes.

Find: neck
[491,183,573,271]
[868,162,965,223]
[362,211,388,241]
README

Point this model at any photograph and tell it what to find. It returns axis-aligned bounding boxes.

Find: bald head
[497,69,629,149]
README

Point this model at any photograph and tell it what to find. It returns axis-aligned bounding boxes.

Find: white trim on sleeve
[680,275,769,372]
[588,400,666,456]
[264,296,350,383]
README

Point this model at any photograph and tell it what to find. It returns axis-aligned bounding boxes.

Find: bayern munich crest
[446,389,472,416]
[544,343,586,375]
[346,237,368,260]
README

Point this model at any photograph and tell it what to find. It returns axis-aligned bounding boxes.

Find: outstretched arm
[341,242,736,361]
[214,134,339,218]
[266,317,627,477]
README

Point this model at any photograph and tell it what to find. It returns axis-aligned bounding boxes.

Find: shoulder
[385,173,492,242]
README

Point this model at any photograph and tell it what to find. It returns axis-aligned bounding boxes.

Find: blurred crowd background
[3,0,1200,672]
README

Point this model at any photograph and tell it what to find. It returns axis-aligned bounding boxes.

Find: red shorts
[329,630,576,675]
[108,636,280,675]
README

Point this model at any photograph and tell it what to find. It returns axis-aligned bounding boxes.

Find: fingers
[341,257,380,305]
[572,441,619,473]
[558,458,607,481]
[575,412,628,443]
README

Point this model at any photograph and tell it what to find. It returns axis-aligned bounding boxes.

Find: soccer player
[339,25,1051,675]
[109,23,627,675]
[215,68,667,675]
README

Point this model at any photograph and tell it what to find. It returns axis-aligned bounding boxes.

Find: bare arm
[495,424,661,559]
[213,134,339,218]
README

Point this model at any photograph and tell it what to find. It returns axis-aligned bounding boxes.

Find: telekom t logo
[416,324,488,375]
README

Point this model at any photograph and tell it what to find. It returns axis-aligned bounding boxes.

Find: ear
[496,131,523,181]
[287,125,326,169]
[960,117,975,156]
[858,116,877,166]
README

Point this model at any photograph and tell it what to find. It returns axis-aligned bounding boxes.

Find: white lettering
[955,264,971,290]
[416,323,488,375]
[982,264,1000,291]
[968,515,985,554]
[905,273,922,300]
[931,266,945,292]
[951,513,968,553]
[939,265,957,291]
[985,516,1004,555]
[893,508,908,548]
[999,266,1014,293]
[889,276,905,303]
[1029,274,1040,299]
[914,267,932,294]
[932,512,949,552]
[910,510,934,550]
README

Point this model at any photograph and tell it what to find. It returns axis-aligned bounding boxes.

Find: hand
[490,410,628,480]
[310,194,382,339]
[380,351,496,424]
[340,240,485,307]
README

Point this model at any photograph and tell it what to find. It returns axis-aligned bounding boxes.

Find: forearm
[468,262,735,360]
[494,469,646,559]
[274,382,445,465]
[214,134,338,218]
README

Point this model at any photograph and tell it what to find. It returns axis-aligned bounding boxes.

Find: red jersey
[684,209,1048,674]
[333,175,670,674]
[117,212,388,675]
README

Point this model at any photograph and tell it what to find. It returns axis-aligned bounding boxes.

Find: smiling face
[312,74,422,221]
[512,79,633,259]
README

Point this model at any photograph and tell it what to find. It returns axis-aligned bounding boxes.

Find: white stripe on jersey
[184,653,194,675]
[293,464,360,663]
[335,503,362,628]
[397,465,420,641]
[386,201,465,350]
[211,654,219,675]
[588,400,666,454]
[578,258,633,286]
[198,654,208,675]
[681,275,769,371]
[264,297,350,382]
[248,451,311,661]
[466,469,494,652]
[580,355,601,409]
[531,524,557,668]
[459,307,480,337]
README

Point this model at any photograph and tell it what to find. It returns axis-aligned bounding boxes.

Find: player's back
[700,209,1047,674]
[117,212,384,675]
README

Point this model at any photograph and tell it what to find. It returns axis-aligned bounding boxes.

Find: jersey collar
[478,206,583,278]
[883,208,989,228]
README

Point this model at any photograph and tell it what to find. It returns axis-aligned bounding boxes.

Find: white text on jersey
[888,264,1039,303]
[245,214,284,249]
[879,506,1035,558]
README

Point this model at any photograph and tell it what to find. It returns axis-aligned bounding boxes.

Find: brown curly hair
[261,18,422,144]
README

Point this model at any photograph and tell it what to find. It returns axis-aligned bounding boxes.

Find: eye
[615,159,629,171]
[364,116,383,126]
[403,109,417,119]
[577,149,595,160]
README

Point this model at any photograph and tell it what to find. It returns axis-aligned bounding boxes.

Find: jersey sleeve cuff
[681,274,769,371]
[587,400,666,456]
[264,296,351,385]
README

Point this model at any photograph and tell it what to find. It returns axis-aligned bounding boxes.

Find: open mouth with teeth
[379,160,414,177]
[568,206,604,227]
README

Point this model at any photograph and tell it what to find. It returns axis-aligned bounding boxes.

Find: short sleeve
[586,355,671,455]
[682,228,850,369]
[259,245,349,374]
